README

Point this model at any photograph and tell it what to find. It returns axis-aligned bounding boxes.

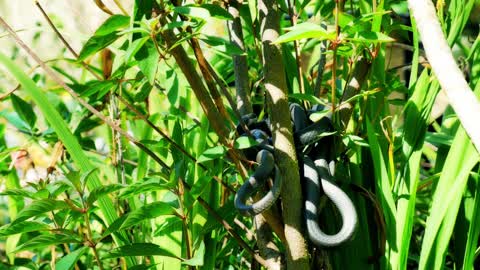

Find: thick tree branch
[258,0,310,269]
[408,0,480,153]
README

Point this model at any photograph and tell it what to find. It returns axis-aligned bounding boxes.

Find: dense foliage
[0,0,479,269]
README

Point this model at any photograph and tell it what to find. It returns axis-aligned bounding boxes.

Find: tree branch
[258,0,310,268]
[408,0,480,154]
[227,0,253,115]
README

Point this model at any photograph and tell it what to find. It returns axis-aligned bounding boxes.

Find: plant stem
[258,0,310,268]
[227,0,253,115]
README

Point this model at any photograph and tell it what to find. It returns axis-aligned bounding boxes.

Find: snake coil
[234,104,358,247]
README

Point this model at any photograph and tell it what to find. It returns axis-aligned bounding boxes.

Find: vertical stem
[286,0,306,98]
[227,0,253,115]
[258,0,310,268]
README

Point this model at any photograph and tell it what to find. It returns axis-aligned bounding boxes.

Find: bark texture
[258,0,310,268]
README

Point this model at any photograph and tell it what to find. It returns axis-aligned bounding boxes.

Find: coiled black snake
[234,103,357,247]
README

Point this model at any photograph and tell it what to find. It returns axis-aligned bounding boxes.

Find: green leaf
[125,36,149,63]
[344,31,395,43]
[55,246,88,270]
[103,243,179,259]
[233,136,258,149]
[197,146,227,163]
[10,94,36,129]
[77,15,129,61]
[0,221,50,237]
[0,189,38,199]
[288,93,326,105]
[274,22,336,44]
[135,40,159,84]
[78,33,121,61]
[14,233,80,252]
[200,35,244,55]
[188,176,212,200]
[94,15,130,36]
[342,134,369,148]
[0,50,125,252]
[120,201,177,230]
[65,171,82,192]
[118,179,171,199]
[14,199,69,224]
[87,184,124,206]
[182,241,205,266]
[174,4,233,20]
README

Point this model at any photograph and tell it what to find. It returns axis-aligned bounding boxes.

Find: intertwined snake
[234,103,358,247]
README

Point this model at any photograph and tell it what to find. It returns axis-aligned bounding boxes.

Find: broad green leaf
[77,14,130,61]
[125,36,149,63]
[309,110,330,122]
[0,221,50,237]
[342,134,369,148]
[0,189,38,199]
[174,4,233,20]
[120,201,177,230]
[86,184,124,205]
[14,233,80,252]
[188,176,212,200]
[135,40,159,84]
[197,146,227,163]
[103,243,179,258]
[65,171,82,192]
[274,22,336,44]
[78,32,121,61]
[10,94,36,129]
[233,136,258,149]
[55,246,88,270]
[182,241,205,266]
[200,35,244,55]
[14,199,69,224]
[344,31,394,44]
[118,179,172,199]
[288,93,326,105]
[94,15,130,36]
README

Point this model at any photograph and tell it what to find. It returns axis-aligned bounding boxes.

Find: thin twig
[0,16,169,172]
[35,1,103,80]
[113,0,129,15]
[116,94,236,193]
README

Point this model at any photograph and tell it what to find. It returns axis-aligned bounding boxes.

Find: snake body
[291,103,357,247]
[234,104,357,247]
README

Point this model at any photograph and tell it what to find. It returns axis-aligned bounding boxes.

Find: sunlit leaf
[274,22,335,44]
[103,243,179,258]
